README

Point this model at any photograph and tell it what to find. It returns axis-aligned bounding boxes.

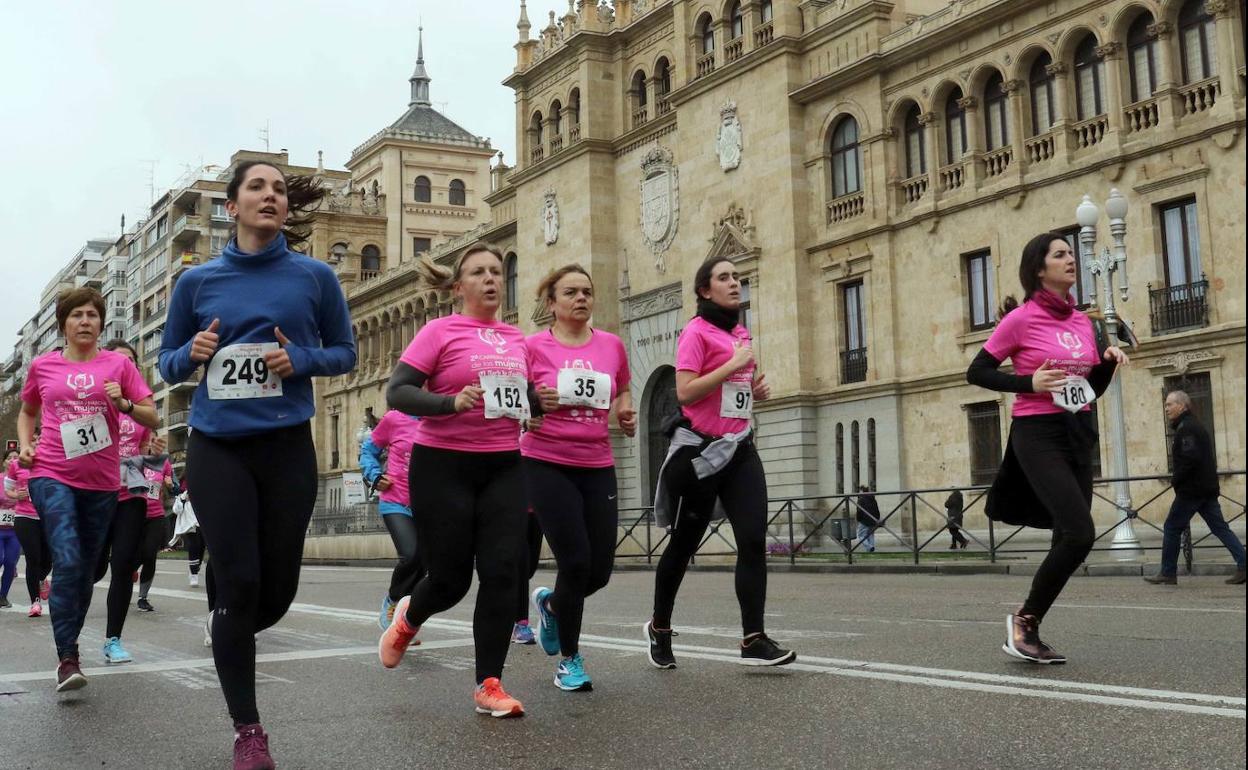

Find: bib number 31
[480,374,531,420]
[207,343,283,400]
[61,411,112,460]
[1052,375,1096,414]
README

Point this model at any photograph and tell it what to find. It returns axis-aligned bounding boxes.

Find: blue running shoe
[531,587,560,656]
[379,594,396,631]
[102,636,132,665]
[511,621,536,645]
[554,653,592,691]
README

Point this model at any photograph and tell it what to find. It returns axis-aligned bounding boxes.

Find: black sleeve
[1171,423,1198,488]
[966,348,1033,394]
[527,381,545,417]
[1086,357,1118,398]
[386,362,457,417]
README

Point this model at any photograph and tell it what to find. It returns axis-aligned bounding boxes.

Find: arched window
[504,253,518,311]
[983,72,1011,151]
[361,245,381,272]
[330,242,348,263]
[632,70,648,108]
[1074,34,1106,120]
[448,179,466,206]
[851,420,861,491]
[699,14,715,54]
[1179,0,1217,83]
[531,111,545,150]
[655,58,672,96]
[760,0,774,24]
[413,175,431,203]
[903,104,926,178]
[945,89,967,163]
[729,1,744,39]
[1127,14,1158,102]
[867,418,877,490]
[835,423,845,494]
[1029,53,1057,134]
[829,116,861,198]
[551,99,563,136]
[568,88,582,126]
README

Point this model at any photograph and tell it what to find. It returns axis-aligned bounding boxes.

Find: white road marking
[1034,602,1246,615]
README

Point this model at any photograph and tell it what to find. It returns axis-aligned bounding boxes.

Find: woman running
[6,435,51,616]
[379,242,548,719]
[645,257,795,669]
[359,408,424,630]
[967,231,1126,664]
[171,482,204,587]
[17,287,157,690]
[510,509,542,645]
[128,435,174,614]
[0,449,19,608]
[523,264,635,691]
[159,160,355,769]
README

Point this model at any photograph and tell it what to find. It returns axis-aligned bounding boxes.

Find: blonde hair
[416,241,504,291]
[535,263,593,303]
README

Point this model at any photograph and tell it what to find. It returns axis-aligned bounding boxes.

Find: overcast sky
[0,0,524,358]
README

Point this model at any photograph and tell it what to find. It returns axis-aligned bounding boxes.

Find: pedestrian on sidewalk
[945,489,969,549]
[1145,390,1246,585]
[856,486,880,553]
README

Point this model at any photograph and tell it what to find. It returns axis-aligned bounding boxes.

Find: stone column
[1046,61,1075,161]
[1148,22,1181,127]
[1001,78,1026,182]
[1096,40,1126,148]
[1206,0,1244,107]
[957,95,983,188]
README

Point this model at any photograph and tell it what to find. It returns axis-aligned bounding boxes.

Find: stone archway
[642,365,678,504]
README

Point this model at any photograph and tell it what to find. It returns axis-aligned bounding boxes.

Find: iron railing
[1149,277,1209,335]
[840,347,867,384]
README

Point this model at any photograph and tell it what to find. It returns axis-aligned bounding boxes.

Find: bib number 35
[556,368,611,410]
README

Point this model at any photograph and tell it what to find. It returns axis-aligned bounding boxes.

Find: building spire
[517,0,531,42]
[409,25,431,107]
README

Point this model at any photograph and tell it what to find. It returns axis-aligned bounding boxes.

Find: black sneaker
[1143,573,1177,585]
[644,620,677,669]
[740,633,796,666]
[56,655,87,692]
[137,598,155,612]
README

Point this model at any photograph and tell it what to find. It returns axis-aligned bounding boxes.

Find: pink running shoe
[473,677,525,718]
[28,600,42,617]
[39,579,49,601]
[378,596,420,668]
[232,723,275,770]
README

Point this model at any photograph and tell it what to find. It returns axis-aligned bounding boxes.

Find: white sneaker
[189,573,199,587]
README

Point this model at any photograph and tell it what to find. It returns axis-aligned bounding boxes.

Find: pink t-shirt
[676,316,755,438]
[521,328,631,468]
[369,410,421,506]
[117,414,152,503]
[5,460,37,519]
[140,460,173,518]
[984,299,1098,418]
[20,349,153,492]
[399,314,530,453]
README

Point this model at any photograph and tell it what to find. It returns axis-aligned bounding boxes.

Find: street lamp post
[1076,188,1141,557]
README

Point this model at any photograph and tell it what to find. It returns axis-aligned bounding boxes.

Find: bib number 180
[1051,375,1096,414]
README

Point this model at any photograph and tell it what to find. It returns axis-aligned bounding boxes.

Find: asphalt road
[1,563,1244,769]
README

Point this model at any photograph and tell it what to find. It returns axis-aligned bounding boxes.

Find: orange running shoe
[378,596,420,668]
[474,677,525,718]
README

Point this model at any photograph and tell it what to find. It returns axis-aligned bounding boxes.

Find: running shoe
[55,655,87,692]
[39,579,49,600]
[232,722,276,770]
[740,633,796,666]
[644,620,677,669]
[28,600,42,617]
[189,573,199,587]
[378,594,396,631]
[554,653,593,692]
[204,612,214,647]
[137,597,154,612]
[473,677,525,718]
[1228,569,1247,585]
[102,636,133,665]
[511,620,536,645]
[0,596,11,608]
[379,596,420,668]
[1143,573,1178,585]
[1001,613,1066,664]
[531,587,560,655]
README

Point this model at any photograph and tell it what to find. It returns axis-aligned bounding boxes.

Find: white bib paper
[146,480,163,501]
[556,368,611,410]
[480,374,530,420]
[720,381,754,419]
[207,343,283,400]
[61,411,112,460]
[1051,375,1096,414]
[0,509,14,526]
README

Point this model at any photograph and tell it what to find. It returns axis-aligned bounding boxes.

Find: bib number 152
[480,374,530,420]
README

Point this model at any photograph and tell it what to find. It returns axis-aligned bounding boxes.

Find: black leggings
[104,499,151,638]
[1010,415,1096,622]
[14,517,51,602]
[653,441,769,636]
[187,422,318,726]
[382,513,424,602]
[138,517,162,595]
[185,531,205,575]
[524,459,617,656]
[516,512,542,620]
[403,445,525,684]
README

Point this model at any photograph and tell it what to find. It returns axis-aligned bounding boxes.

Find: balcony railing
[530,146,545,164]
[938,161,966,191]
[696,52,716,79]
[1070,114,1108,149]
[826,191,865,224]
[1179,77,1220,115]
[899,174,928,204]
[840,347,868,384]
[569,124,581,143]
[171,214,200,245]
[724,38,744,63]
[167,410,190,429]
[655,96,672,116]
[1149,277,1209,335]
[550,135,564,154]
[754,21,774,47]
[170,370,202,392]
[1024,131,1056,165]
[632,106,649,129]
[360,269,380,281]
[1123,97,1160,133]
[982,146,1012,178]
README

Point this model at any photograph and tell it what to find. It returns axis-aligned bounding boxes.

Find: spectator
[856,486,880,553]
[945,489,968,549]
[1145,390,1245,586]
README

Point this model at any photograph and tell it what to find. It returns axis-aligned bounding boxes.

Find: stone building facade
[315,0,1246,534]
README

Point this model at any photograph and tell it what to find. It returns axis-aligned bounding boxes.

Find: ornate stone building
[315,0,1246,534]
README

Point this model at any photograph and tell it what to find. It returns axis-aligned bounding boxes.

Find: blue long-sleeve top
[159,233,356,437]
[358,436,384,485]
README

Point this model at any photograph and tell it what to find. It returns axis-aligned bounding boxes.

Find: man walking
[856,486,880,553]
[1145,390,1246,585]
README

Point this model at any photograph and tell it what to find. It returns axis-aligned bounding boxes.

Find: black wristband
[121,399,134,414]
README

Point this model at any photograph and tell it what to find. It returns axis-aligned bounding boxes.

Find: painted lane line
[1005,602,1246,615]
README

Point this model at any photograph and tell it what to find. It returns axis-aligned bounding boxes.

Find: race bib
[1052,375,1096,414]
[146,480,162,500]
[556,368,611,410]
[480,374,530,420]
[720,381,754,419]
[0,509,14,526]
[207,343,283,400]
[61,412,112,460]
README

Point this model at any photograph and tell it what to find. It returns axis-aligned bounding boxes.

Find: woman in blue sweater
[159,161,356,770]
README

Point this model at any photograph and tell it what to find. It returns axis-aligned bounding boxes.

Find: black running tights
[383,513,424,602]
[524,459,617,656]
[516,512,542,620]
[653,442,769,636]
[185,531,205,575]
[104,499,150,638]
[187,422,318,726]
[14,517,51,602]
[403,445,525,684]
